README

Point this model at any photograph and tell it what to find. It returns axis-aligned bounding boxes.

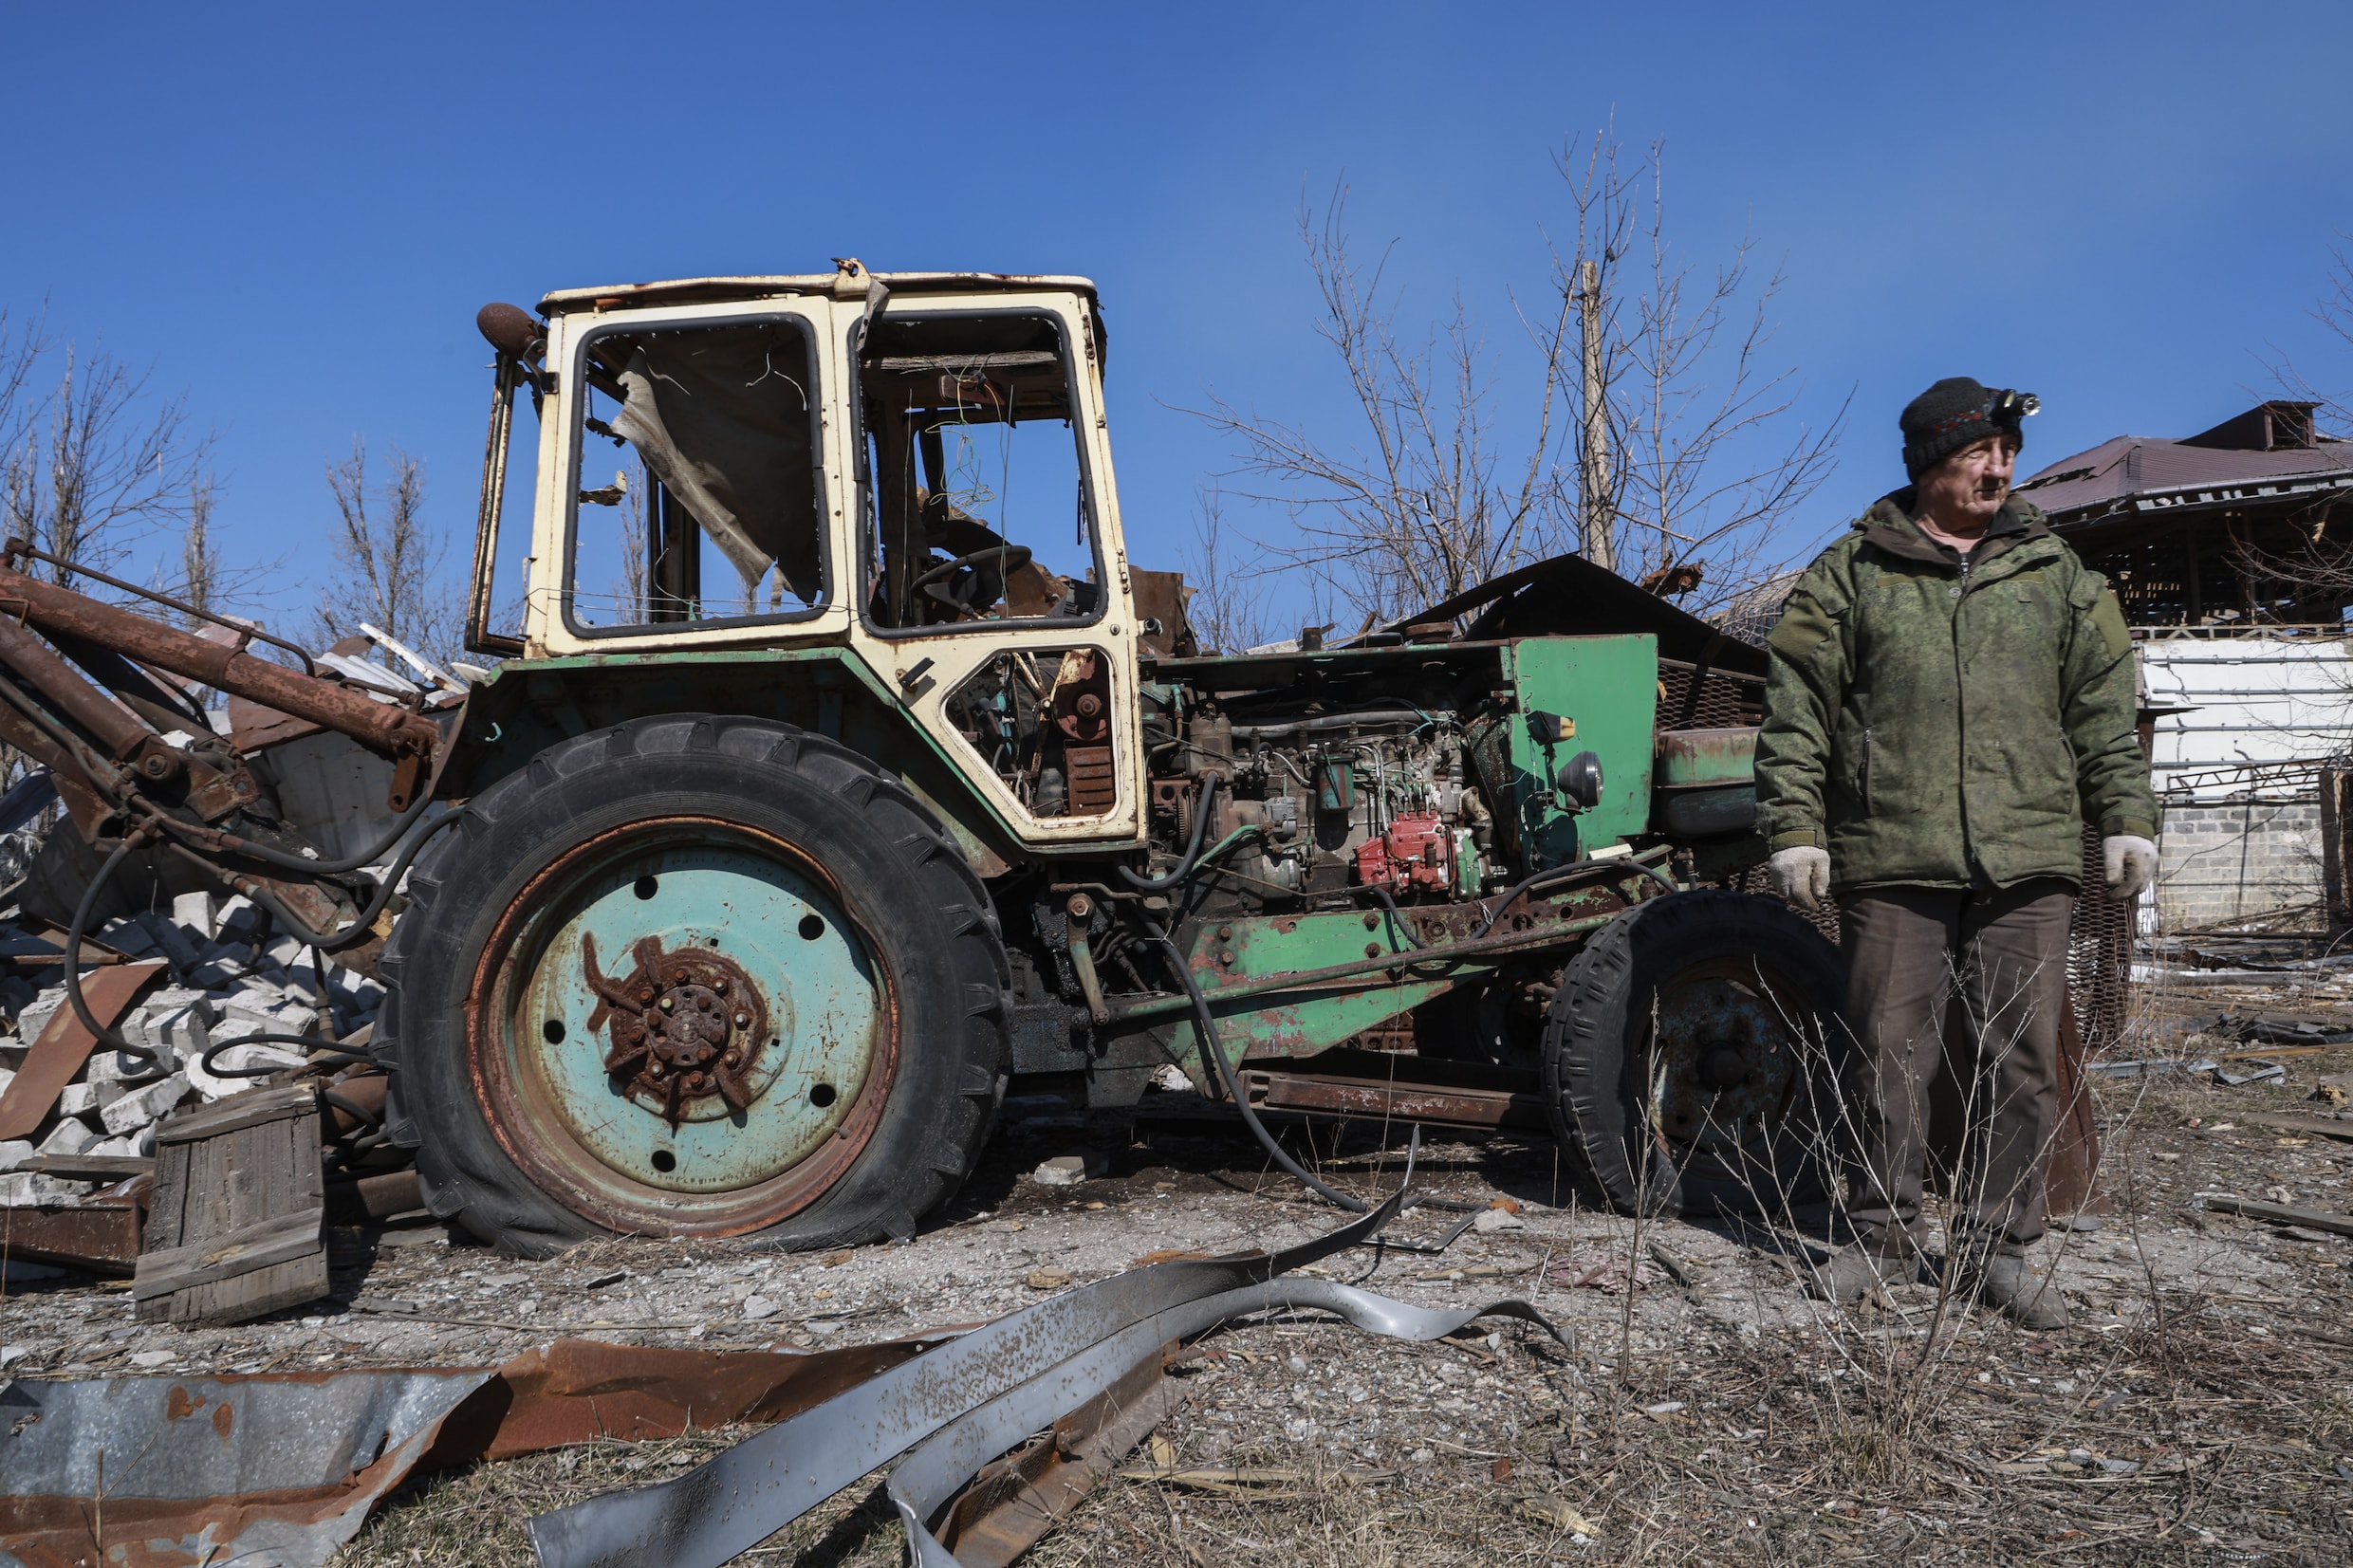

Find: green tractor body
[376,267,1836,1254]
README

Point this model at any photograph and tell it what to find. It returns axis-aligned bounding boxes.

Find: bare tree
[178,475,222,624]
[1554,130,1848,613]
[1186,137,1844,627]
[1181,488,1272,654]
[1179,185,1580,625]
[312,439,456,661]
[0,317,212,588]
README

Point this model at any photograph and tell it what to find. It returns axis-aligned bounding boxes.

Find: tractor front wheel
[1541,891,1847,1217]
[380,716,1010,1257]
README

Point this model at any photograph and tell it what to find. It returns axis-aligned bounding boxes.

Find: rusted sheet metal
[1653,726,1757,788]
[424,1335,948,1464]
[0,1336,949,1568]
[0,1365,493,1568]
[0,960,167,1139]
[928,1343,1181,1568]
[0,1190,143,1275]
[1240,1068,1548,1131]
[528,1190,1566,1568]
[886,1276,1567,1567]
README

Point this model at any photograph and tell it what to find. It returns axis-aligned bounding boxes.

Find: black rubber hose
[1144,917,1479,1214]
[176,805,465,953]
[1473,853,1679,940]
[161,791,436,876]
[1364,884,1426,950]
[1119,772,1222,894]
[62,836,163,1070]
[199,1034,374,1079]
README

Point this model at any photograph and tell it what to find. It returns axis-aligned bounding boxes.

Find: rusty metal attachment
[582,932,771,1125]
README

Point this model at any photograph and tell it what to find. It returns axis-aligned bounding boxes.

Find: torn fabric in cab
[602,323,824,603]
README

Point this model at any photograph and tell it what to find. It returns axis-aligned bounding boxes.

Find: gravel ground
[5,1003,2352,1564]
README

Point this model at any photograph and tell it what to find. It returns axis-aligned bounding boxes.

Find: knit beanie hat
[1900,377,2035,479]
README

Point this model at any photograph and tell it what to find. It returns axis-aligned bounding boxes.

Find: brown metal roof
[2018,402,2353,527]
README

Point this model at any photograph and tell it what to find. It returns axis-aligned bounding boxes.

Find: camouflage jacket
[1755,493,2158,893]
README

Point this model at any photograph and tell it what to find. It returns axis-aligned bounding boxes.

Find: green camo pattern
[1755,494,2158,893]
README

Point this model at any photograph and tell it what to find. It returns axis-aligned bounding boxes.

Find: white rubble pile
[0,888,384,1205]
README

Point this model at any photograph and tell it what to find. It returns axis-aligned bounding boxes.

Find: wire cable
[1143,916,1478,1214]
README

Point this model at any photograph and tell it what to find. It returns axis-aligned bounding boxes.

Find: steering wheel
[909,544,1033,619]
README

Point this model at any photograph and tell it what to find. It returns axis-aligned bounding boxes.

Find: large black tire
[380,715,1010,1257]
[1541,891,1846,1217]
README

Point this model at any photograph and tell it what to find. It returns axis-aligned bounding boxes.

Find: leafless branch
[312,438,457,662]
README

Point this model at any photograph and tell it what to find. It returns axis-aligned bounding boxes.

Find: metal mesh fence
[1731,826,2132,1051]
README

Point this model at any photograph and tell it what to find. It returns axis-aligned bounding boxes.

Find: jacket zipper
[1863,726,1875,813]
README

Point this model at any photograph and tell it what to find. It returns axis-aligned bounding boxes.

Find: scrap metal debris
[0,1336,944,1568]
[527,1188,1566,1568]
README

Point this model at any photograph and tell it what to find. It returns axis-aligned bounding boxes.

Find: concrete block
[0,1138,35,1171]
[263,933,306,969]
[138,913,204,971]
[209,1042,306,1076]
[216,895,261,938]
[55,1080,126,1117]
[86,1127,155,1159]
[36,1117,98,1157]
[0,1171,85,1207]
[171,891,217,942]
[185,958,240,989]
[0,1064,12,1103]
[15,992,64,1042]
[98,917,157,956]
[101,1075,189,1135]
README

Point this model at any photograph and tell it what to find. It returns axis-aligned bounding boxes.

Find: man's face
[1918,435,2019,526]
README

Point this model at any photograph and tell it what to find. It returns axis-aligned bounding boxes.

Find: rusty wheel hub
[584,934,771,1125]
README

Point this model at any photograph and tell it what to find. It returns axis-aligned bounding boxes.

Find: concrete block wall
[2158,797,2326,931]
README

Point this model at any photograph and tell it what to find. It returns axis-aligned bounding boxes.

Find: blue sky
[5,1,2348,636]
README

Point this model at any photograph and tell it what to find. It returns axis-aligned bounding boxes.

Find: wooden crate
[134,1081,328,1325]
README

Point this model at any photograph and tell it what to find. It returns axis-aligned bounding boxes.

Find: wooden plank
[136,1086,328,1326]
[24,1153,155,1180]
[132,1209,324,1299]
[136,1137,195,1321]
[154,1080,318,1143]
[0,961,168,1138]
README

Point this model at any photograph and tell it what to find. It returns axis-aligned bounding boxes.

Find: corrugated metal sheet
[2139,631,2352,802]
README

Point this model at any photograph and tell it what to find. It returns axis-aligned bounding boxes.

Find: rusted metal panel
[0,1191,143,1274]
[1241,1068,1547,1132]
[0,959,167,1139]
[0,1336,950,1568]
[1653,726,1757,788]
[0,1365,495,1568]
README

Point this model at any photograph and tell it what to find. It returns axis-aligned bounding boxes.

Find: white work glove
[2103,834,2158,902]
[1769,845,1831,912]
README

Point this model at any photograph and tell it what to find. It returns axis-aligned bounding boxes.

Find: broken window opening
[943,646,1117,818]
[566,316,827,632]
[858,311,1099,632]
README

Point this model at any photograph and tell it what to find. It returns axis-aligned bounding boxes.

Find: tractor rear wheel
[380,716,1010,1257]
[1541,891,1846,1217]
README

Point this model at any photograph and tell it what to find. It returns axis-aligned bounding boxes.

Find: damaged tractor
[0,263,1842,1258]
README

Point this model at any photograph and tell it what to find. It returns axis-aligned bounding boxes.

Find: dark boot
[1960,1251,2069,1330]
[1804,1244,1914,1303]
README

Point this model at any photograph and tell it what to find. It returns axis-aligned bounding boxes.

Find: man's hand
[1769,845,1831,911]
[2103,835,2158,901]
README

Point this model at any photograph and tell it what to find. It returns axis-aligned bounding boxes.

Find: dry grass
[332,1023,2353,1566]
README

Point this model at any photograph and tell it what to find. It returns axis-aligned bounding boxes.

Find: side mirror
[1555,750,1604,812]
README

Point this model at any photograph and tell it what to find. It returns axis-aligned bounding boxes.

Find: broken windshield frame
[852,304,1107,639]
[558,308,833,641]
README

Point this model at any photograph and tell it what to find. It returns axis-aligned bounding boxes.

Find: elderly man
[1755,378,2159,1330]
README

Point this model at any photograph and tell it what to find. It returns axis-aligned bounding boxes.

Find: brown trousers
[1840,879,2075,1256]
